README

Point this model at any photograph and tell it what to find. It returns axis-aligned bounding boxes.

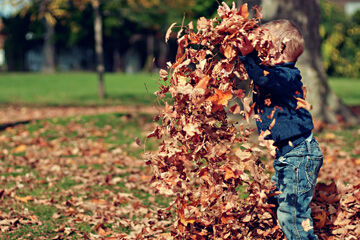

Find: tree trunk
[42,19,56,73]
[113,47,122,72]
[157,34,168,69]
[144,33,154,72]
[255,0,358,124]
[92,0,105,99]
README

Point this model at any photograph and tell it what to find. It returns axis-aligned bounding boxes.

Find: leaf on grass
[15,195,33,203]
[14,144,26,153]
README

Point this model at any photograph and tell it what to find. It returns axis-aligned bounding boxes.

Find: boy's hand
[239,36,254,56]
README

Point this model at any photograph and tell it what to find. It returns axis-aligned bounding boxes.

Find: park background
[0,0,360,239]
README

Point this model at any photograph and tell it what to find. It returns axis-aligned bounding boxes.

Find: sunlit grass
[328,77,360,106]
[0,72,159,106]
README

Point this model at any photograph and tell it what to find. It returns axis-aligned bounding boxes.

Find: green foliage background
[320,0,360,78]
[1,0,359,77]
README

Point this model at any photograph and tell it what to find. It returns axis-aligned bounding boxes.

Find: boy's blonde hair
[262,19,305,62]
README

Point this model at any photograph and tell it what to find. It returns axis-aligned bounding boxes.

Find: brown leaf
[165,22,176,43]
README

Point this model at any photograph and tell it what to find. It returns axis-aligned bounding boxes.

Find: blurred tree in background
[320,0,360,78]
[1,0,358,79]
[1,0,235,73]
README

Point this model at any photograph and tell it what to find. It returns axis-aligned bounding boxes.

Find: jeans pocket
[301,155,323,194]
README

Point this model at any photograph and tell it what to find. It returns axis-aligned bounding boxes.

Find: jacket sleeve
[239,53,302,96]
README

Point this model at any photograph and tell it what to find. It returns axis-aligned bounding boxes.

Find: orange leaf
[224,166,235,180]
[263,70,270,76]
[195,75,211,91]
[264,98,271,106]
[15,195,33,203]
[295,97,312,111]
[14,144,26,153]
[91,199,108,205]
[221,215,234,224]
[206,89,232,106]
[186,218,196,224]
[224,45,236,59]
[355,158,360,165]
[240,3,249,19]
[269,119,276,130]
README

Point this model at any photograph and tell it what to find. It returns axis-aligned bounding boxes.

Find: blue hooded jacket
[239,52,314,157]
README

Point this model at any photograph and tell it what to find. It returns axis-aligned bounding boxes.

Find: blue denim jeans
[271,133,323,240]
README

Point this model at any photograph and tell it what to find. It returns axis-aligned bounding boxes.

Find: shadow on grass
[0,120,31,131]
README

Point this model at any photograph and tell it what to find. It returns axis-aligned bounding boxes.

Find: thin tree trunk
[113,47,121,72]
[42,19,56,73]
[92,0,105,99]
[144,33,154,72]
[158,34,168,69]
[256,0,357,124]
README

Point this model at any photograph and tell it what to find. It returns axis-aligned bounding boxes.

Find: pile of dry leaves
[146,2,283,239]
[146,2,360,239]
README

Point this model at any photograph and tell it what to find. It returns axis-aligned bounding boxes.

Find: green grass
[1,110,360,238]
[328,77,360,106]
[0,73,358,107]
[0,72,160,106]
[0,112,167,239]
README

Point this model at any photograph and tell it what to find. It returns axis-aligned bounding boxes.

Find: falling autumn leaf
[195,75,211,92]
[165,22,176,43]
[206,89,233,106]
[301,218,313,232]
[295,97,313,111]
[239,3,249,19]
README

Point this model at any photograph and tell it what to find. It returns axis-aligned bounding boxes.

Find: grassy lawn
[0,73,359,107]
[328,77,360,106]
[0,72,160,106]
[0,113,171,239]
[0,112,359,238]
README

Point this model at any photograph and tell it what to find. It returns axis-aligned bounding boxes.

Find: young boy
[239,20,323,240]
